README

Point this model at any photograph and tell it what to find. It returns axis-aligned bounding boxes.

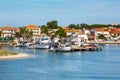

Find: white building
[95,28,111,41]
[26,25,41,36]
[0,26,19,37]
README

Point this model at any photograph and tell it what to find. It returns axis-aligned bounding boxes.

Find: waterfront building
[63,27,80,36]
[0,26,19,37]
[94,28,110,41]
[109,28,120,36]
[109,28,120,41]
[48,29,58,36]
[26,25,41,36]
[78,34,88,43]
[83,29,90,35]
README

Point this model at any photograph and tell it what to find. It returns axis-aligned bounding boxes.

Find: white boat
[26,43,36,49]
[49,46,55,52]
[35,43,50,49]
[16,43,26,47]
[39,37,51,44]
[55,45,72,52]
[35,37,51,49]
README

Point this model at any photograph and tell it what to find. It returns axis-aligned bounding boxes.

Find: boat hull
[55,46,72,52]
[35,43,50,49]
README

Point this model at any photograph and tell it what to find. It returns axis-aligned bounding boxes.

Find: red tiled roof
[88,35,95,38]
[26,25,39,29]
[95,28,109,31]
[38,34,46,37]
[79,31,84,35]
[15,28,20,32]
[1,26,16,31]
[109,28,120,34]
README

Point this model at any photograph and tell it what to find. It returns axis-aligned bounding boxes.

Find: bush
[0,50,18,56]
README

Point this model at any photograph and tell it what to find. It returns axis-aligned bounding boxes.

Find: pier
[71,45,102,51]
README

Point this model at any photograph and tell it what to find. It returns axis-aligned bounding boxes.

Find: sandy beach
[0,53,33,60]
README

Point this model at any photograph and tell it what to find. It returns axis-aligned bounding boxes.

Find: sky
[0,0,120,27]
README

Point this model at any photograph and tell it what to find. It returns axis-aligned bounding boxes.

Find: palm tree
[26,30,33,38]
[17,27,33,38]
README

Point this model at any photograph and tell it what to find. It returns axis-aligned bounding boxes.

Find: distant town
[0,20,120,44]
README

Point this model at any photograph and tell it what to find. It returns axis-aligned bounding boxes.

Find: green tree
[90,24,109,28]
[20,27,26,37]
[55,28,66,38]
[41,25,48,35]
[109,24,120,28]
[98,34,107,41]
[16,27,33,38]
[80,23,90,29]
[26,30,33,37]
[0,31,1,37]
[47,20,58,29]
[68,23,91,29]
[68,24,80,29]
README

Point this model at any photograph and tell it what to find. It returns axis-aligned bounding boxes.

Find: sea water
[0,44,120,80]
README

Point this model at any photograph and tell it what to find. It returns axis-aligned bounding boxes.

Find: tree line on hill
[68,23,120,29]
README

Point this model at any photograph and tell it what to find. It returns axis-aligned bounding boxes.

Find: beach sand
[0,53,33,60]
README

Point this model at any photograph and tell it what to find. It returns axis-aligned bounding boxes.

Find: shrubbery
[0,50,18,56]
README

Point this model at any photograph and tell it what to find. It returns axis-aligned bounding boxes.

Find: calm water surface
[0,44,120,80]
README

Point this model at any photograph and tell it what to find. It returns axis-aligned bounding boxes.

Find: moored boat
[26,43,36,49]
[35,43,50,49]
[35,36,51,49]
[55,45,72,52]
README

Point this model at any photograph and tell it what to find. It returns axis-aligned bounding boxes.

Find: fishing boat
[55,45,72,52]
[35,37,51,49]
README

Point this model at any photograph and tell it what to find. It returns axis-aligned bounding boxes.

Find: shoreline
[87,41,120,44]
[0,53,33,60]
